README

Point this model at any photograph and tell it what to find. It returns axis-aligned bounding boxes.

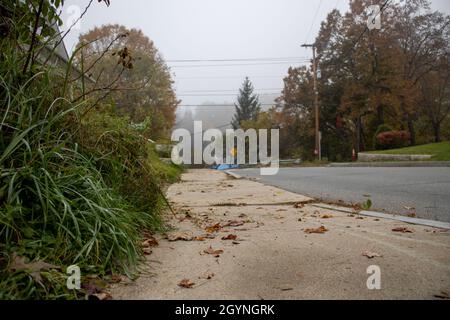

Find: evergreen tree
[232,77,261,129]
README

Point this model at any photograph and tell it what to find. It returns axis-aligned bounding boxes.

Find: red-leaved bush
[375,131,411,150]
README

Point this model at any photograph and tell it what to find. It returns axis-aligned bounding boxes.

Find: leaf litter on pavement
[362,250,383,259]
[178,279,195,289]
[304,226,329,234]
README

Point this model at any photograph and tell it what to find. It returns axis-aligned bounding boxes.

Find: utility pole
[301,43,321,161]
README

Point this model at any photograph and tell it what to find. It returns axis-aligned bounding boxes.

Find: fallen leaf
[90,292,113,300]
[167,232,193,241]
[199,272,215,280]
[142,237,158,248]
[203,246,224,257]
[434,291,450,300]
[9,254,60,284]
[222,234,238,241]
[304,226,329,234]
[222,220,245,227]
[362,250,382,259]
[321,214,334,219]
[352,203,362,213]
[205,223,222,233]
[82,278,108,295]
[294,203,304,209]
[194,236,206,241]
[232,241,240,245]
[392,227,413,233]
[143,248,152,255]
[178,279,195,288]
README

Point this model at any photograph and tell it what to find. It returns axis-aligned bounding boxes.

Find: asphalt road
[231,167,450,223]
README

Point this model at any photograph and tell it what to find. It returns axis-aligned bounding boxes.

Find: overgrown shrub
[375,131,411,150]
[0,1,181,299]
[373,124,393,150]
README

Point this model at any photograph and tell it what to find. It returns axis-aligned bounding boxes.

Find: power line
[167,57,309,63]
[175,75,284,80]
[169,61,310,68]
[177,103,278,107]
[177,93,280,97]
[177,88,283,93]
[304,0,324,44]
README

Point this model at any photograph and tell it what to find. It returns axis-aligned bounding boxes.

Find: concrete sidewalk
[111,169,450,300]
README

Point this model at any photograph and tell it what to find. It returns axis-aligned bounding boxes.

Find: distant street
[231,167,450,223]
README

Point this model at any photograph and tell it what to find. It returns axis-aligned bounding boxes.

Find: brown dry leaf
[203,246,224,257]
[352,203,362,212]
[91,292,113,300]
[392,227,413,233]
[434,291,450,300]
[178,279,195,289]
[167,232,194,241]
[222,220,245,227]
[143,248,152,255]
[199,272,215,280]
[142,237,158,248]
[304,226,329,234]
[294,203,304,209]
[9,254,60,284]
[362,250,382,259]
[205,223,222,233]
[194,236,206,241]
[110,274,126,284]
[321,214,334,219]
[222,234,238,241]
[83,278,108,295]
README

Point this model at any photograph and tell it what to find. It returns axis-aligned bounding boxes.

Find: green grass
[0,42,181,299]
[367,141,450,161]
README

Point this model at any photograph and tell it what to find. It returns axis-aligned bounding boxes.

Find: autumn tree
[276,66,316,159]
[419,57,450,142]
[231,77,261,129]
[75,24,179,139]
[276,0,449,160]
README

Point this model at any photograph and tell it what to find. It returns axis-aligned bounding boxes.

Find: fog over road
[231,167,450,223]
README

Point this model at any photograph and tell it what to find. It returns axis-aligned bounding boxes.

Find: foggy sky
[60,0,450,114]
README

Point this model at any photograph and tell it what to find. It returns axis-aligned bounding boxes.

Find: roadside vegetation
[0,0,180,299]
[367,141,450,161]
[232,0,449,162]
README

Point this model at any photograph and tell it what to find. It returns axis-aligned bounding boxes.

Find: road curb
[311,203,450,230]
[329,161,450,167]
[224,170,243,180]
